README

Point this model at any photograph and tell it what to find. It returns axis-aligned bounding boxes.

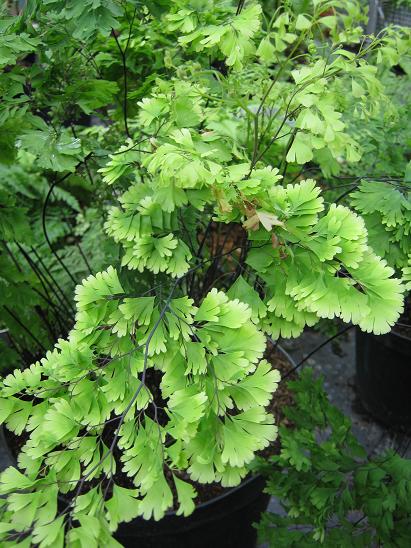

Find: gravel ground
[283,329,411,459]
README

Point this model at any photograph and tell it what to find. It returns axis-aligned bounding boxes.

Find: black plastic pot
[355,328,411,427]
[0,427,269,548]
[115,474,269,548]
[0,429,269,548]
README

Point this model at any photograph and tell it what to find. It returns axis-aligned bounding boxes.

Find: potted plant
[350,171,411,427]
[0,1,407,546]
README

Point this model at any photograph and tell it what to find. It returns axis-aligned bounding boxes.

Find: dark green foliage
[257,369,411,547]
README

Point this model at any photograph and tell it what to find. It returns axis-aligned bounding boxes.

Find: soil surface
[283,329,411,459]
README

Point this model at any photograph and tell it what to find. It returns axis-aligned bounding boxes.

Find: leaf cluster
[0,266,279,544]
[256,369,411,547]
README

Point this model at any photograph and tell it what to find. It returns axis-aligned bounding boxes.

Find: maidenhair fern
[257,369,411,546]
[0,1,409,546]
[350,175,411,291]
[106,110,404,336]
[0,267,278,539]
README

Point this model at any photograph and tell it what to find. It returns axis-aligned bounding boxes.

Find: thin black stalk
[196,215,214,259]
[75,242,93,275]
[111,136,150,155]
[83,157,94,186]
[335,184,360,204]
[216,226,235,259]
[31,287,68,335]
[230,233,250,284]
[178,211,195,254]
[42,176,77,285]
[2,241,23,272]
[236,0,245,15]
[71,126,94,186]
[395,321,411,328]
[34,307,57,342]
[6,332,29,365]
[112,28,132,139]
[255,107,300,165]
[18,243,74,318]
[41,152,93,288]
[201,223,226,299]
[11,244,68,330]
[125,7,138,53]
[15,243,70,330]
[3,305,47,352]
[281,129,297,179]
[288,165,322,184]
[281,324,354,382]
[189,216,214,296]
[63,218,93,276]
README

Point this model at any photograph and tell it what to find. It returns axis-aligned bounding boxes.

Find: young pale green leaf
[183,341,208,375]
[105,485,140,531]
[0,467,34,494]
[228,360,280,410]
[227,276,267,322]
[138,475,173,521]
[173,476,196,517]
[286,133,314,164]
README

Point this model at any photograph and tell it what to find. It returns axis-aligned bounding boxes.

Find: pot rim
[357,325,411,344]
[390,327,411,343]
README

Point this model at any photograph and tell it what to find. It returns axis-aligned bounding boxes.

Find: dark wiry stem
[111,8,137,140]
[29,246,75,316]
[281,324,354,382]
[41,153,93,287]
[3,305,46,352]
[16,243,72,320]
